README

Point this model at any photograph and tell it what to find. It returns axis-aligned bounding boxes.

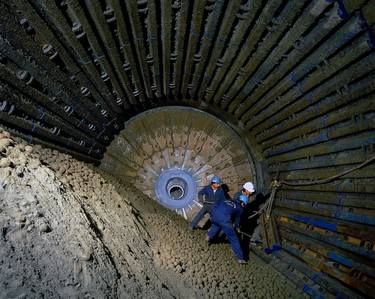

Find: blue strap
[311,273,320,283]
[77,56,91,65]
[359,11,375,49]
[289,71,298,83]
[92,52,105,60]
[27,134,33,144]
[337,0,350,20]
[203,31,215,40]
[31,119,36,132]
[190,28,199,37]
[37,106,45,120]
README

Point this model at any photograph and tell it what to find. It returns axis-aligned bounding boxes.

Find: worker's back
[211,199,243,225]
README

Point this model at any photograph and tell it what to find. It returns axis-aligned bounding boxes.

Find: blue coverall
[208,198,245,260]
[190,185,226,229]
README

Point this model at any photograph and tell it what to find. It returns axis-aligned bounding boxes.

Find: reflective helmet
[239,194,249,205]
[243,182,255,193]
[211,176,221,184]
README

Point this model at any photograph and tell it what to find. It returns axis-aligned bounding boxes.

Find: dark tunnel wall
[0,0,374,298]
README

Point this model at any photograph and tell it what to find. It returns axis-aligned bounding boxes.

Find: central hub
[154,169,197,209]
[167,177,186,200]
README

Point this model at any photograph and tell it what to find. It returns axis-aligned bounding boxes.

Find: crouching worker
[190,176,226,230]
[207,194,249,264]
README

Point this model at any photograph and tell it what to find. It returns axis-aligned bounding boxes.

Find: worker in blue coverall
[207,194,249,264]
[190,176,226,230]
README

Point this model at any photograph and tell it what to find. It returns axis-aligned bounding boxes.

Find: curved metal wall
[0,1,374,297]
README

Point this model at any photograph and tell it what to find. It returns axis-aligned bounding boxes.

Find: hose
[280,154,375,186]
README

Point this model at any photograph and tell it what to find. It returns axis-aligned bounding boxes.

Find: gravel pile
[0,128,305,298]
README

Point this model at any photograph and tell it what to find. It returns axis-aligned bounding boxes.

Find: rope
[247,179,279,220]
[247,154,375,219]
[237,229,252,239]
[280,154,375,186]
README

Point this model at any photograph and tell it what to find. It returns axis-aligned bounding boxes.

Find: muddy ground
[0,129,305,298]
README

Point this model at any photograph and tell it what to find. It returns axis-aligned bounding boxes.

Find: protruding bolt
[64,105,74,116]
[103,6,114,16]
[19,18,34,34]
[0,100,7,112]
[115,97,123,105]
[205,3,214,11]
[216,58,224,67]
[42,44,58,60]
[81,87,90,97]
[123,61,131,71]
[172,1,181,9]
[101,72,110,82]
[103,7,116,23]
[59,0,68,7]
[72,22,85,39]
[137,0,148,13]
[101,109,108,117]
[222,94,230,101]
[17,70,34,85]
[146,54,154,65]
[170,52,178,62]
[49,96,57,103]
[193,53,201,62]
[51,127,61,136]
[7,104,15,115]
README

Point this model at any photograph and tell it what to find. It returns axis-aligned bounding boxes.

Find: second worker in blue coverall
[190,176,226,230]
[207,194,249,264]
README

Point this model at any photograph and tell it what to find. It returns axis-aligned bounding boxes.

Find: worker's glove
[235,226,241,234]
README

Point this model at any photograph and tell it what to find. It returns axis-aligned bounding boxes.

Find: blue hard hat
[211,176,221,184]
[239,194,249,205]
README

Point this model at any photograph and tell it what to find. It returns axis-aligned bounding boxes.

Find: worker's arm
[234,208,243,228]
[198,186,207,201]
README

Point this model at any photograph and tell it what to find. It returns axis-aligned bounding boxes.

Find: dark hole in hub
[169,185,184,200]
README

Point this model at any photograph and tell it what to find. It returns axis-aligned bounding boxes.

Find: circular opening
[168,185,184,200]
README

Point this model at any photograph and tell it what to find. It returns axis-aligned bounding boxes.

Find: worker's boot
[237,259,247,265]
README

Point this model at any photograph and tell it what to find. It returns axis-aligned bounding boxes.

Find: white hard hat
[243,182,255,193]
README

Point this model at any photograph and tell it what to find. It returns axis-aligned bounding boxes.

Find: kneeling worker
[207,194,249,264]
[235,181,256,199]
[190,176,226,230]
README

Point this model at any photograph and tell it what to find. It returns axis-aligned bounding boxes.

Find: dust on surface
[0,129,305,298]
